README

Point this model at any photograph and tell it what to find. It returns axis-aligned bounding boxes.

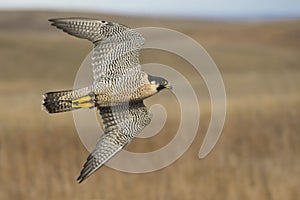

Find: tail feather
[43,90,75,113]
[42,89,96,114]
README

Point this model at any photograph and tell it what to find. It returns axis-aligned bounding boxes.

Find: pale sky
[0,0,300,19]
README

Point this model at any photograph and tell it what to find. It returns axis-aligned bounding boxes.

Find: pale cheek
[141,85,159,97]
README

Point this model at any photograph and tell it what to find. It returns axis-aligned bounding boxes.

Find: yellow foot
[72,93,95,108]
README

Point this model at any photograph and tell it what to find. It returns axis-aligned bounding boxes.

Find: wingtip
[76,169,91,183]
[48,18,65,26]
[48,19,57,27]
[77,178,82,184]
[48,18,65,22]
[77,175,86,184]
[48,18,58,24]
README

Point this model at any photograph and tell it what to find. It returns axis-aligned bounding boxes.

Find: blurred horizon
[1,0,300,20]
[0,8,299,199]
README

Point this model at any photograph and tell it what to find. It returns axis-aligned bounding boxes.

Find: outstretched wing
[92,29,144,85]
[49,18,128,43]
[77,101,152,183]
[49,18,145,85]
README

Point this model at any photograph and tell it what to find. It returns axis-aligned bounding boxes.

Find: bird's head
[148,74,172,92]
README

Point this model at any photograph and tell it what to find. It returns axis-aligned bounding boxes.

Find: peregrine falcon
[42,18,172,183]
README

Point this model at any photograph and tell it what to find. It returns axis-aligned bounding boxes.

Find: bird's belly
[95,84,157,106]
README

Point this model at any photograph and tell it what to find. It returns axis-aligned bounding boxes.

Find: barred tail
[42,90,75,113]
[42,89,96,114]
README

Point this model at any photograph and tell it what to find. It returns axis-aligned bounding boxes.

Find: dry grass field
[0,11,299,200]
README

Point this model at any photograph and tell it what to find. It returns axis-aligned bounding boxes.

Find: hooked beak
[165,83,173,90]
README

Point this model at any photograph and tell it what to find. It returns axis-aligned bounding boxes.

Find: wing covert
[92,29,145,84]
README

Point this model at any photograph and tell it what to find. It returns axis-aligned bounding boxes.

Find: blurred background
[0,0,300,199]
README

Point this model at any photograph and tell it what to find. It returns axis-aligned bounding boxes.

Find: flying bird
[42,18,172,183]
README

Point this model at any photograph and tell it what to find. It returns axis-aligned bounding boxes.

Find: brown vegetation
[0,11,299,200]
